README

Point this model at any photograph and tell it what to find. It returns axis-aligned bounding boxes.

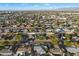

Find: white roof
[66,47,79,53]
[34,46,46,54]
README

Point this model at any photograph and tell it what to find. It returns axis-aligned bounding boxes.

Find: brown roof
[17,47,31,51]
[49,49,63,55]
[65,32,74,34]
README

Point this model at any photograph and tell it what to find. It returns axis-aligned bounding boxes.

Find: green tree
[2,41,9,46]
[51,35,59,45]
[15,34,22,41]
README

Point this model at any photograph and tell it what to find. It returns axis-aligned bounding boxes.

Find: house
[4,29,9,33]
[16,47,31,56]
[47,15,56,19]
[42,16,45,19]
[46,32,54,36]
[0,49,13,56]
[66,47,79,54]
[13,25,17,27]
[23,29,27,34]
[49,48,63,56]
[50,15,56,19]
[34,45,46,55]
[72,36,79,42]
[57,16,66,23]
[64,30,74,34]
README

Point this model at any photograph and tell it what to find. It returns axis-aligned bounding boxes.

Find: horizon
[0,3,79,10]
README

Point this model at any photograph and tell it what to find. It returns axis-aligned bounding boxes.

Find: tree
[11,41,17,45]
[51,35,59,45]
[38,36,45,40]
[2,41,9,46]
[15,34,22,41]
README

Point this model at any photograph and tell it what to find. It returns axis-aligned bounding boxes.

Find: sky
[0,3,79,10]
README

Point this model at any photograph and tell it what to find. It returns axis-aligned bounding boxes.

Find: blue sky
[0,3,79,10]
